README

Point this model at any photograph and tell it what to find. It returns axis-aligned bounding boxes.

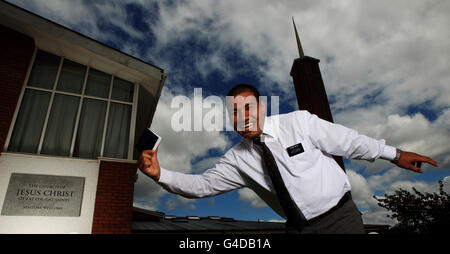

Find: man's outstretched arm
[137,148,246,198]
[299,110,440,173]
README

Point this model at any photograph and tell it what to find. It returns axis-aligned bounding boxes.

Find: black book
[135,128,161,153]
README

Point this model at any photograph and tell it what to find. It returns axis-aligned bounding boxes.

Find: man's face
[227,91,266,139]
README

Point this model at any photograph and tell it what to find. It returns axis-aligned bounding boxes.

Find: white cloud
[133,171,165,211]
[347,168,448,225]
[165,195,197,211]
[267,219,286,223]
[147,0,450,187]
[347,170,372,205]
[8,0,94,27]
[9,0,450,221]
[346,169,393,225]
[150,86,231,173]
[238,188,267,208]
[339,110,450,173]
[133,85,233,209]
[146,0,450,114]
[443,176,450,193]
[9,0,450,111]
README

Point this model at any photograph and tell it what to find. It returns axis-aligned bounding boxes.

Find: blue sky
[8,0,450,225]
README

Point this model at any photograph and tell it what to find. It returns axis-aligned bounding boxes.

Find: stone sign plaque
[1,173,85,217]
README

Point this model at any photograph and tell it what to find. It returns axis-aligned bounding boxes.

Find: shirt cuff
[380,145,397,161]
[158,167,172,184]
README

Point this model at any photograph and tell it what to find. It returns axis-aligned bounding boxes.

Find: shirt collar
[241,115,278,146]
[261,115,277,139]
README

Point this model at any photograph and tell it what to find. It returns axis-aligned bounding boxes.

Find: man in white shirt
[138,84,439,234]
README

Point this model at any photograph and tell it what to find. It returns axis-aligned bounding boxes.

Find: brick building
[0,2,165,233]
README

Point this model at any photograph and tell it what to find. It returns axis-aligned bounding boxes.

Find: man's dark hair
[227,83,260,101]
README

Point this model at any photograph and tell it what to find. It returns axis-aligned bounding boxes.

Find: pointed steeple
[290,17,345,171]
[292,17,305,58]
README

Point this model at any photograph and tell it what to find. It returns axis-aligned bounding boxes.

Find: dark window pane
[84,68,111,98]
[103,103,131,159]
[56,59,86,94]
[73,99,107,159]
[133,86,155,160]
[8,89,51,153]
[41,94,80,156]
[27,50,60,89]
[112,77,134,102]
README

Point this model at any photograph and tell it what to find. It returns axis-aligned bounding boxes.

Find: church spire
[292,17,305,58]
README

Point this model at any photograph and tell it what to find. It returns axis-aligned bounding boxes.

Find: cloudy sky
[8,0,450,225]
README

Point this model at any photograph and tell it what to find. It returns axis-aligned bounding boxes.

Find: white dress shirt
[158,110,396,220]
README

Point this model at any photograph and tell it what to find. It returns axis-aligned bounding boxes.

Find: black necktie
[253,137,306,229]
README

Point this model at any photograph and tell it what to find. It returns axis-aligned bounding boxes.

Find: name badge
[286,143,304,157]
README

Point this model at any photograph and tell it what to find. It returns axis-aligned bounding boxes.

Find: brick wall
[0,25,35,151]
[92,160,137,234]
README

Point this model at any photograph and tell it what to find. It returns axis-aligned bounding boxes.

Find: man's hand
[395,151,439,173]
[137,146,161,181]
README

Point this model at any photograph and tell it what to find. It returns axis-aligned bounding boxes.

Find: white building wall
[0,153,99,233]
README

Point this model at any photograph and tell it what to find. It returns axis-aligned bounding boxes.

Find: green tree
[373,180,450,234]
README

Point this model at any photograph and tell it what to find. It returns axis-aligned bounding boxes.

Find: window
[7,49,147,160]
